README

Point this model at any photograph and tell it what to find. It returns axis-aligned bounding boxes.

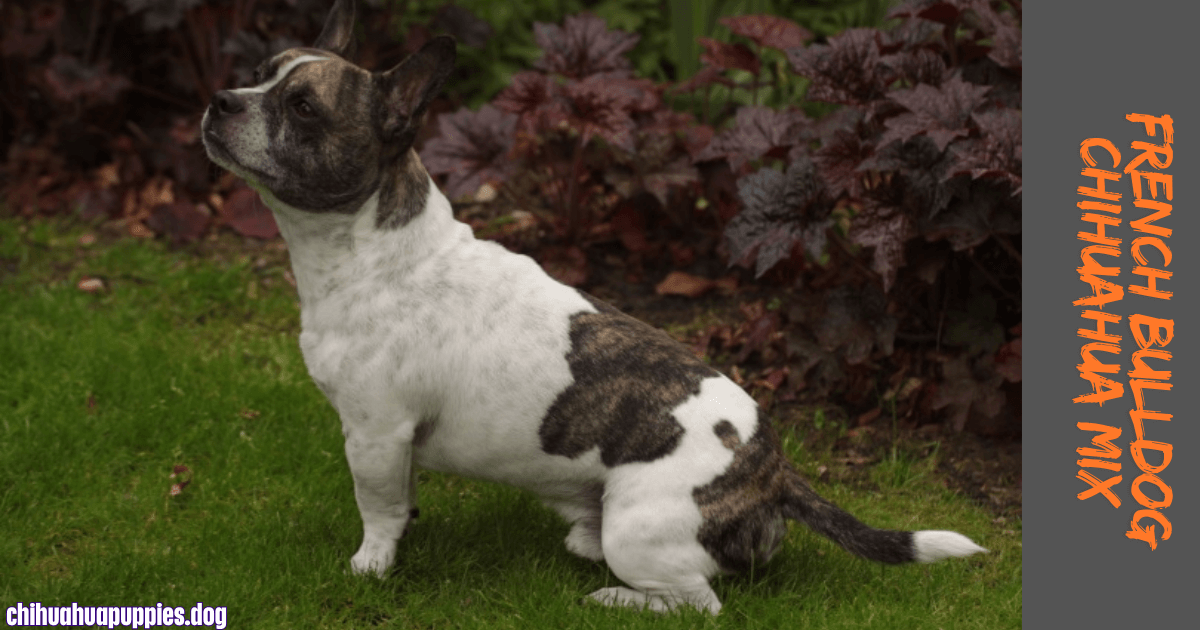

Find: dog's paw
[349,538,397,577]
[587,587,721,615]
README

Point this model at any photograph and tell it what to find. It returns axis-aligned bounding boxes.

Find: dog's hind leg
[544,484,604,561]
[589,494,723,614]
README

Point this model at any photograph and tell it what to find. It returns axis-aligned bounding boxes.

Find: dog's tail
[781,475,987,564]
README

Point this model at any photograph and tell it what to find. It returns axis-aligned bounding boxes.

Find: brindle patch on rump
[696,411,916,571]
[693,412,794,572]
[539,293,720,467]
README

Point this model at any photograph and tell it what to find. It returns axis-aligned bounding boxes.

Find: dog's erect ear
[377,36,457,146]
[313,0,357,59]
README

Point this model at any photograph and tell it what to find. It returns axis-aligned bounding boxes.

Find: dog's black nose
[211,90,245,116]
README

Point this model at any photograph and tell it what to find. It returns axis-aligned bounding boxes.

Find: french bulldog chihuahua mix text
[201,0,985,614]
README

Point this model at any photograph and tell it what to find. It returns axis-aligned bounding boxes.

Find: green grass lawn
[0,217,1020,629]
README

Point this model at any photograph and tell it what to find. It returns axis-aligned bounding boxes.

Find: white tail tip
[912,530,988,563]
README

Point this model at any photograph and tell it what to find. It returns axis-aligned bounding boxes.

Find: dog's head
[201,0,455,224]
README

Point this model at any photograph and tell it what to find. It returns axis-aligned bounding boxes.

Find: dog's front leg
[343,420,416,577]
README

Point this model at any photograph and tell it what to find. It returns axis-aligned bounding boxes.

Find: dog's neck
[254,175,468,310]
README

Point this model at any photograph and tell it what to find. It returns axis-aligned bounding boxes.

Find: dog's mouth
[201,129,279,187]
[201,129,234,164]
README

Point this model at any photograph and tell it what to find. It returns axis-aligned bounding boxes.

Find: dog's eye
[291,99,316,119]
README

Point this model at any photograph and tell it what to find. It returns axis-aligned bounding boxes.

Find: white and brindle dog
[201,0,985,614]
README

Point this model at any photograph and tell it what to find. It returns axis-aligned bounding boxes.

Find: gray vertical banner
[1026,2,1197,628]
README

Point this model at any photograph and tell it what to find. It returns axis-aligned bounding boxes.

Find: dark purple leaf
[698,38,760,75]
[922,180,1019,250]
[119,0,201,32]
[963,3,1023,71]
[0,16,49,58]
[635,108,713,178]
[810,285,896,365]
[493,71,569,133]
[988,21,1022,70]
[684,124,716,162]
[860,136,960,219]
[815,129,873,199]
[605,131,699,206]
[849,205,913,293]
[946,108,1021,191]
[669,65,735,94]
[726,158,831,277]
[880,15,945,55]
[640,109,698,136]
[696,106,809,170]
[610,199,650,253]
[563,74,641,152]
[888,0,967,25]
[534,13,639,79]
[880,75,990,152]
[31,3,64,31]
[787,29,891,105]
[221,31,303,87]
[420,105,518,200]
[932,354,1005,432]
[881,48,947,86]
[719,15,812,51]
[591,72,661,112]
[643,156,700,207]
[43,55,130,103]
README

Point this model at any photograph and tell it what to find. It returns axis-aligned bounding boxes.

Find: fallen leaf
[146,201,210,244]
[77,276,106,293]
[540,246,589,286]
[655,271,716,297]
[857,406,882,426]
[221,187,278,239]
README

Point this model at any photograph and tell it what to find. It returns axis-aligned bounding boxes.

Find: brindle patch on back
[539,293,719,467]
[693,412,796,572]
